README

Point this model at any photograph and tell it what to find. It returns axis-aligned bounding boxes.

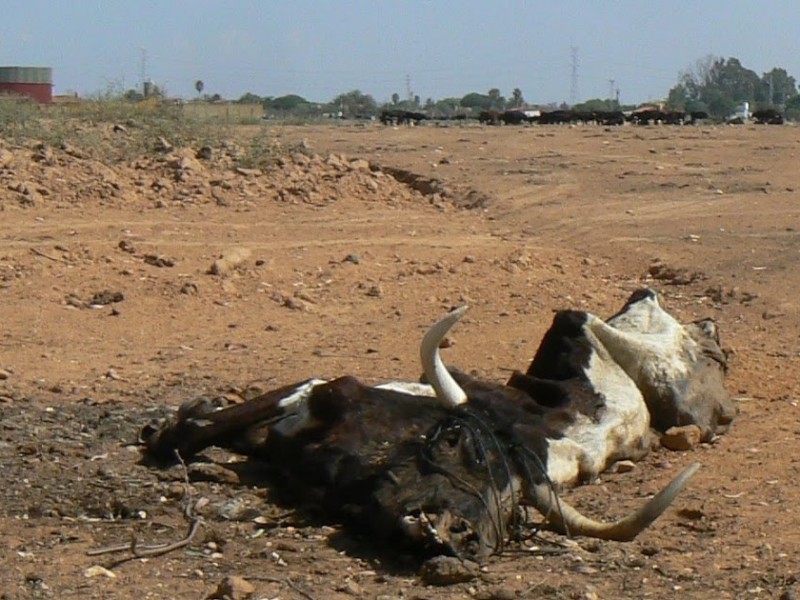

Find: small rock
[118,240,136,254]
[88,290,124,307]
[661,425,702,451]
[218,496,259,521]
[0,369,10,380]
[188,463,240,485]
[235,167,262,177]
[0,148,15,168]
[343,254,360,264]
[196,146,213,160]
[84,565,116,579]
[476,587,515,600]
[143,254,175,268]
[641,545,660,556]
[349,158,370,170]
[171,154,204,174]
[418,555,479,586]
[607,460,636,474]
[343,580,363,596]
[206,575,254,600]
[155,136,173,153]
[209,247,252,276]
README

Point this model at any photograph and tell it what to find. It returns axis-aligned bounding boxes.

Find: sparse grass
[0,97,283,167]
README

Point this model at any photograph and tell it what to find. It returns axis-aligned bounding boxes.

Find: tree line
[121,55,799,121]
[666,55,799,119]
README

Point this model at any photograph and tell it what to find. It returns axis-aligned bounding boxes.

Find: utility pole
[405,74,413,102]
[569,46,579,106]
[139,48,147,87]
[769,73,775,106]
[609,79,616,105]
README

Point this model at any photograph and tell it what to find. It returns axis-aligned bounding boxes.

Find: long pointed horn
[420,306,469,407]
[524,463,700,541]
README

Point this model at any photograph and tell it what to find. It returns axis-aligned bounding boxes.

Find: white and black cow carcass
[141,289,735,561]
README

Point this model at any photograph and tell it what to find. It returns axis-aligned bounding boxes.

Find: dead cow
[141,289,734,560]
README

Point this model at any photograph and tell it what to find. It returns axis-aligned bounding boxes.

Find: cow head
[601,289,737,440]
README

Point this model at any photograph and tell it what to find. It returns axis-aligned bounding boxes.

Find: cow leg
[140,378,327,461]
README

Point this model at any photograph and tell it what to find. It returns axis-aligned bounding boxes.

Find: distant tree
[268,94,309,111]
[195,80,204,96]
[665,83,708,113]
[424,97,435,111]
[668,55,767,117]
[510,88,525,107]
[145,83,166,99]
[431,97,463,117]
[760,67,798,107]
[391,92,400,105]
[236,92,263,104]
[487,88,506,110]
[665,83,689,110]
[331,89,378,117]
[572,98,616,112]
[460,92,491,109]
[123,89,144,102]
[703,87,736,118]
[785,94,800,120]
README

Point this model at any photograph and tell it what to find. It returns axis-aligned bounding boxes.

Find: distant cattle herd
[378,107,786,127]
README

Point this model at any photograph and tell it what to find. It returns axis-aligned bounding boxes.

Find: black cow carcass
[141,290,734,561]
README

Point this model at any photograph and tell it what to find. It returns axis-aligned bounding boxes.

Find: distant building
[0,66,53,103]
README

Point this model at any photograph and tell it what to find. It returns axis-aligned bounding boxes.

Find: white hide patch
[273,379,435,436]
[547,324,650,485]
[273,378,328,436]
[602,295,698,401]
[375,381,436,396]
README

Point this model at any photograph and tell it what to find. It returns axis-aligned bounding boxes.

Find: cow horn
[420,306,469,407]
[524,463,700,541]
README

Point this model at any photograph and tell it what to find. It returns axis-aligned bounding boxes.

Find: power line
[139,48,147,86]
[570,46,579,105]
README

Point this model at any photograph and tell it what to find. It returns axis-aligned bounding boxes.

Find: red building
[0,66,53,104]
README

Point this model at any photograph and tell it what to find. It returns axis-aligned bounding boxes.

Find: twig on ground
[86,502,202,558]
[285,577,317,600]
[86,450,203,561]
[30,247,65,262]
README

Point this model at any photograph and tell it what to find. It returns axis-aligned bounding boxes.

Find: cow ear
[693,318,718,340]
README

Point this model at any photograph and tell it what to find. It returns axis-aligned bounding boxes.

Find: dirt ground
[2,120,800,599]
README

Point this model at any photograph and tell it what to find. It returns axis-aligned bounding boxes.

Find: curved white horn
[420,306,469,407]
[525,463,700,541]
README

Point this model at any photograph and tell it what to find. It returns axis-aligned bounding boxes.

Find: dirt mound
[0,136,478,212]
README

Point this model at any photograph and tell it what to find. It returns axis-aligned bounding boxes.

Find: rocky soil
[1,120,800,599]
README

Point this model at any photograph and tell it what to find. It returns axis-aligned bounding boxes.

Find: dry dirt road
[1,121,799,599]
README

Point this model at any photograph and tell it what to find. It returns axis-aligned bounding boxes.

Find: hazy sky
[2,1,799,105]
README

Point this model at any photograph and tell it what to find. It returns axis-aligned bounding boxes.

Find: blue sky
[2,1,799,105]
